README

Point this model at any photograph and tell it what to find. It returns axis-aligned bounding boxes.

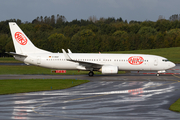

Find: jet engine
[99,66,118,74]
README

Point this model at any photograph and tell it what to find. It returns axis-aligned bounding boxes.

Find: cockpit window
[162,59,169,62]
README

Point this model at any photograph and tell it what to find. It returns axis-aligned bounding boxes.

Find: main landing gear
[88,71,94,77]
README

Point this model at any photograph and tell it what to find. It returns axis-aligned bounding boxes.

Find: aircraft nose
[170,62,176,68]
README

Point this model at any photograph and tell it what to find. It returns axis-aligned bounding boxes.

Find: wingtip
[67,49,72,53]
[62,49,66,53]
[62,49,72,60]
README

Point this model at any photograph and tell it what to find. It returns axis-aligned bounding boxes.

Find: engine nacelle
[100,66,118,74]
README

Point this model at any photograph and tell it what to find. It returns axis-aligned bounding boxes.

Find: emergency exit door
[154,58,158,66]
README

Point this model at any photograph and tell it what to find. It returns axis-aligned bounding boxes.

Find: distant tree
[16,19,22,25]
[87,24,99,33]
[167,28,180,36]
[129,23,141,34]
[155,32,165,48]
[50,15,55,26]
[112,30,127,37]
[104,17,116,24]
[141,21,155,28]
[124,20,128,23]
[88,15,97,23]
[116,17,123,22]
[155,19,171,32]
[48,33,67,52]
[175,34,180,47]
[169,14,180,21]
[129,20,141,24]
[32,19,39,24]
[72,29,95,38]
[36,16,40,22]
[0,34,9,56]
[44,16,48,23]
[138,26,157,36]
[56,14,66,25]
[70,29,96,52]
[5,40,14,52]
[40,16,44,23]
[39,24,53,32]
[98,17,106,23]
[158,15,165,20]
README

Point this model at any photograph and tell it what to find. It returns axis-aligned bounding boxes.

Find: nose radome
[170,62,176,68]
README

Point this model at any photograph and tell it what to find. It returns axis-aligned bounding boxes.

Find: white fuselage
[14,53,175,72]
[8,22,176,76]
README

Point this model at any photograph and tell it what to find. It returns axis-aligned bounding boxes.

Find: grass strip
[0,79,89,95]
[0,65,125,75]
[169,98,180,112]
[0,57,22,63]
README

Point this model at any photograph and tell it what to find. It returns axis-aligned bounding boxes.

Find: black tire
[88,71,94,77]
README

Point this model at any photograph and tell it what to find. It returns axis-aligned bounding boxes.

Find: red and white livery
[7,22,176,76]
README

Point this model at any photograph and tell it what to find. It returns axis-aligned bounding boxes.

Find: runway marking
[32,76,180,119]
[66,94,107,102]
[32,105,87,120]
[172,74,180,80]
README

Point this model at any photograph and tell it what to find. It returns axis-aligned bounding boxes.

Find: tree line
[1,14,180,56]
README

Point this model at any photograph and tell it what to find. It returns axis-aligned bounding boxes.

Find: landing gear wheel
[157,73,160,76]
[88,71,94,77]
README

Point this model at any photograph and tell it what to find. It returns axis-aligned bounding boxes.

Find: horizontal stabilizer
[5,52,27,57]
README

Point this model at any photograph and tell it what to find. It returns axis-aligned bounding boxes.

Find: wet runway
[0,74,180,120]
[1,65,180,119]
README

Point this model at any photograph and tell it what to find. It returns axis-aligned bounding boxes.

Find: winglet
[62,49,72,61]
[67,49,72,53]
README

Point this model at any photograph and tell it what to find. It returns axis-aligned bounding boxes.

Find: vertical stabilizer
[9,22,50,54]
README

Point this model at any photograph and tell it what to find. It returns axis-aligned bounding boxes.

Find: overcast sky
[0,0,180,23]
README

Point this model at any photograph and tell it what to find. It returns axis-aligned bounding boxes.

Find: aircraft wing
[5,52,27,57]
[62,49,102,69]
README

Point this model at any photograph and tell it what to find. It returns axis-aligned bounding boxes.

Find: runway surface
[1,65,180,119]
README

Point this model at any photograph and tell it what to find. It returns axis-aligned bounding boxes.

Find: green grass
[169,98,180,112]
[105,47,180,63]
[0,79,89,95]
[0,65,96,75]
[0,65,125,75]
[0,57,22,63]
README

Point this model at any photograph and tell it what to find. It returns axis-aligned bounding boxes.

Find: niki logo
[128,56,144,65]
[14,32,27,45]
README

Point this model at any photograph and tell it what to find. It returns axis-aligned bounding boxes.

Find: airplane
[7,22,176,76]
